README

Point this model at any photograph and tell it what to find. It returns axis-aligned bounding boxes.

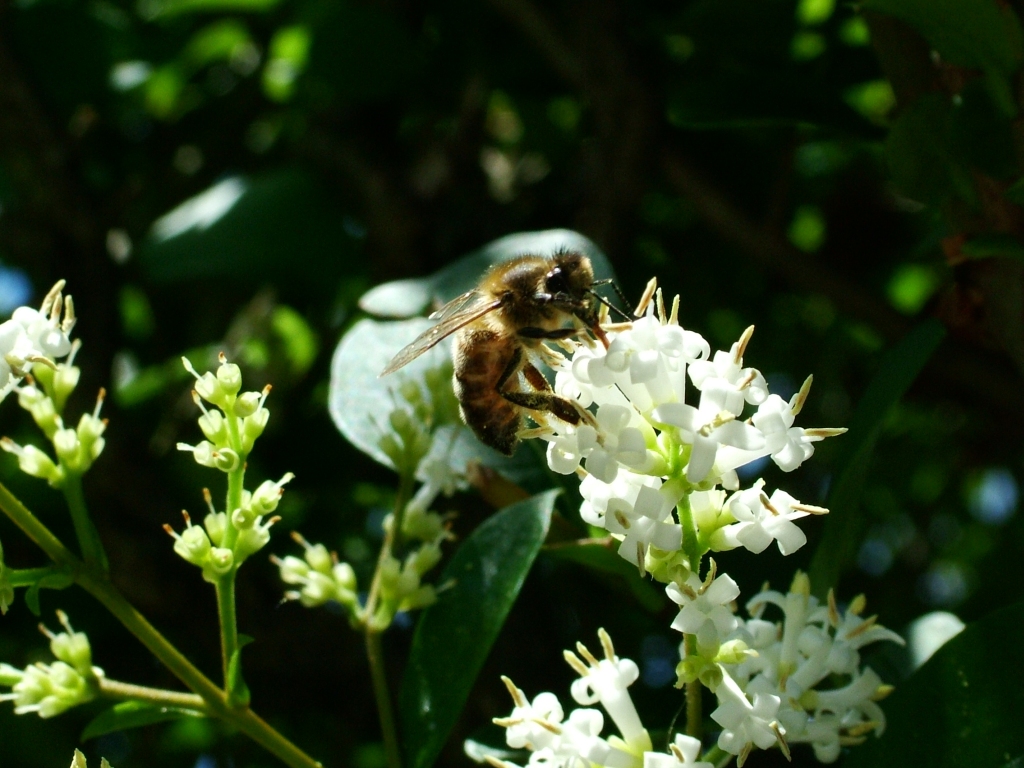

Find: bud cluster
[378,358,460,477]
[176,354,270,473]
[272,533,359,614]
[168,355,287,578]
[0,612,101,718]
[71,749,114,768]
[165,475,291,579]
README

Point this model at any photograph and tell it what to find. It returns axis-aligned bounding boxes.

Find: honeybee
[380,251,611,456]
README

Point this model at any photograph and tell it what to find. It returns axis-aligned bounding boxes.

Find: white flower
[643,734,714,768]
[710,480,827,556]
[710,669,784,760]
[565,629,651,754]
[751,386,845,473]
[666,570,740,652]
[0,282,76,400]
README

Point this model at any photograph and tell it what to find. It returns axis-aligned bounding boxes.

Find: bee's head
[546,251,593,298]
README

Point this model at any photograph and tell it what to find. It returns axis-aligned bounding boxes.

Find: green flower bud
[398,584,437,612]
[202,547,234,580]
[216,361,242,396]
[241,408,269,453]
[1,439,63,487]
[53,428,81,468]
[203,512,227,547]
[171,522,212,566]
[234,391,261,418]
[23,392,61,439]
[0,662,24,686]
[234,519,274,562]
[276,555,311,584]
[304,542,333,574]
[249,473,294,516]
[402,506,446,543]
[30,362,55,392]
[197,409,228,445]
[409,541,442,576]
[332,562,356,592]
[51,364,81,411]
[714,639,751,665]
[50,631,92,676]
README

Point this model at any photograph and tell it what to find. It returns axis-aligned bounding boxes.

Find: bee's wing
[429,290,480,321]
[379,297,503,376]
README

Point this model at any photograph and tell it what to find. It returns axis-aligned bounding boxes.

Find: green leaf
[263,25,311,102]
[884,94,958,205]
[328,318,549,489]
[399,490,557,768]
[545,541,667,613]
[271,305,319,375]
[227,634,254,707]
[181,20,252,70]
[960,233,1024,262]
[808,319,946,595]
[862,0,1024,76]
[138,168,359,289]
[358,229,616,318]
[82,701,205,741]
[148,0,281,19]
[1006,176,1024,205]
[845,602,1024,768]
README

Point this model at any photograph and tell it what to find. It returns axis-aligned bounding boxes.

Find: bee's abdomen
[453,328,520,456]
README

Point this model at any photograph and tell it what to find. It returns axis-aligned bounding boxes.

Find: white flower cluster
[0,281,76,400]
[491,629,713,768]
[0,281,107,489]
[489,281,901,766]
[0,612,100,718]
[540,287,841,581]
[708,573,904,764]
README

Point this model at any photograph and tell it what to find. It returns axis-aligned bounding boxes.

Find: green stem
[677,495,700,572]
[701,745,733,768]
[366,629,402,768]
[684,634,702,739]
[8,565,69,587]
[216,571,239,690]
[358,473,415,768]
[0,481,321,768]
[362,474,414,628]
[98,677,208,710]
[218,406,246,695]
[62,472,108,572]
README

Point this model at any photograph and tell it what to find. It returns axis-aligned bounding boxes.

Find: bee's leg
[517,327,579,341]
[498,351,595,429]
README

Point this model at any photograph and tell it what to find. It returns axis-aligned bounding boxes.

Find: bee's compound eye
[545,267,568,295]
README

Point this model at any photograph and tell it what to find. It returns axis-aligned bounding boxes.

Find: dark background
[2,0,1024,766]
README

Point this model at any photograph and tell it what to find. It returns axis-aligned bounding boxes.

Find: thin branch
[483,0,585,87]
[662,151,1024,419]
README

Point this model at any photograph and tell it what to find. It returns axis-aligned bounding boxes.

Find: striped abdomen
[452,326,520,455]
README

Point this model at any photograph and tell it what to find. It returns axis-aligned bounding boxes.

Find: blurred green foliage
[3,0,1024,765]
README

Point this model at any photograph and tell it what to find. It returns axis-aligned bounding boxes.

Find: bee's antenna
[588,289,632,322]
[591,279,634,318]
